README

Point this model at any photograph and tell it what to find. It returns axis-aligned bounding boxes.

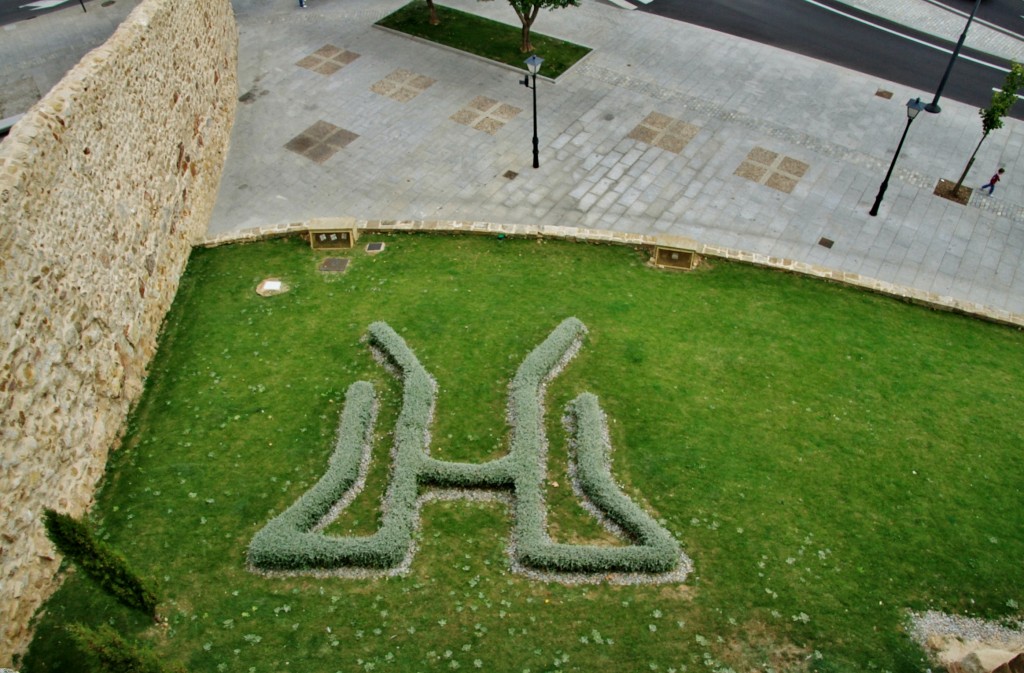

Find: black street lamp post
[521,54,543,169]
[925,0,983,114]
[869,98,927,217]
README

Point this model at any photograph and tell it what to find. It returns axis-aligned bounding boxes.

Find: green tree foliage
[68,624,185,673]
[43,509,159,619]
[481,0,581,53]
[953,62,1024,193]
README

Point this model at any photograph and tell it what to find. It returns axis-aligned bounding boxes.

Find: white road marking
[991,87,1024,100]
[18,0,72,9]
[799,0,1009,74]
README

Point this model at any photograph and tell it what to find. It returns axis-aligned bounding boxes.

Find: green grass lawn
[376,2,591,79]
[22,234,1024,673]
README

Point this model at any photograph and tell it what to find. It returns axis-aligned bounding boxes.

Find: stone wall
[0,0,237,664]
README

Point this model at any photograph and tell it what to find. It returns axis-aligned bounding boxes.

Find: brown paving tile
[765,173,798,193]
[297,46,360,75]
[373,70,435,102]
[657,134,688,154]
[305,120,340,140]
[314,44,343,58]
[492,103,522,121]
[335,50,360,65]
[668,120,699,140]
[734,160,768,182]
[305,144,338,164]
[287,121,358,163]
[735,146,811,193]
[451,108,482,126]
[370,80,398,96]
[627,112,700,154]
[391,88,420,103]
[627,125,659,144]
[468,95,498,112]
[474,117,505,135]
[747,146,779,164]
[323,128,358,149]
[779,156,809,178]
[644,111,673,129]
[385,68,414,82]
[285,135,317,154]
[313,61,343,76]
[411,75,436,90]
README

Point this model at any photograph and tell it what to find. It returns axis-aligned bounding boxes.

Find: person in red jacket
[981,167,1005,195]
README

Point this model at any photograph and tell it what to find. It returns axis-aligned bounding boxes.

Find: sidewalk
[841,0,1024,63]
[210,0,1024,316]
[0,0,142,117]
[2,0,1022,317]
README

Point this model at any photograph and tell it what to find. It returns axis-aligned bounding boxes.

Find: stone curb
[198,219,1024,330]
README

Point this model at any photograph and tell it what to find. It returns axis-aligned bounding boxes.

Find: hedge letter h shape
[248,318,688,581]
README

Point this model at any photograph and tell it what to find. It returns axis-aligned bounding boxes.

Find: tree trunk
[426,0,439,25]
[953,131,989,195]
[515,4,540,53]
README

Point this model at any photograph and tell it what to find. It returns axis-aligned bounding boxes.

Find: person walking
[981,167,1005,195]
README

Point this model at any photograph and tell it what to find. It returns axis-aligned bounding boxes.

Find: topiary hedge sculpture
[248,318,690,582]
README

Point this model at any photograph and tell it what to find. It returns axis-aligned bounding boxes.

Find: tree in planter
[951,62,1024,196]
[481,0,580,53]
[43,509,160,621]
[426,0,439,25]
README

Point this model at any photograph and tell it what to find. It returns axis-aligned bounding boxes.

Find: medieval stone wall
[0,0,237,663]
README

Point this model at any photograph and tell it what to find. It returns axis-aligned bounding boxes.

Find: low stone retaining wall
[0,0,237,664]
[202,217,1024,330]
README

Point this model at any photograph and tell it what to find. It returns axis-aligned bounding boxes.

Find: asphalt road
[639,0,1024,119]
[0,0,87,26]
[930,0,1024,35]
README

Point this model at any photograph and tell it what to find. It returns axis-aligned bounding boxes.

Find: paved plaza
[3,0,1024,317]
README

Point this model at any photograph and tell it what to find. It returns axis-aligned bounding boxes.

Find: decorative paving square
[371,69,436,102]
[285,120,358,164]
[296,45,360,75]
[626,112,700,154]
[450,96,522,135]
[734,147,810,194]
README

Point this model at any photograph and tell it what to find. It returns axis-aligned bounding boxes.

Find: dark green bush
[43,509,159,618]
[68,623,184,673]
